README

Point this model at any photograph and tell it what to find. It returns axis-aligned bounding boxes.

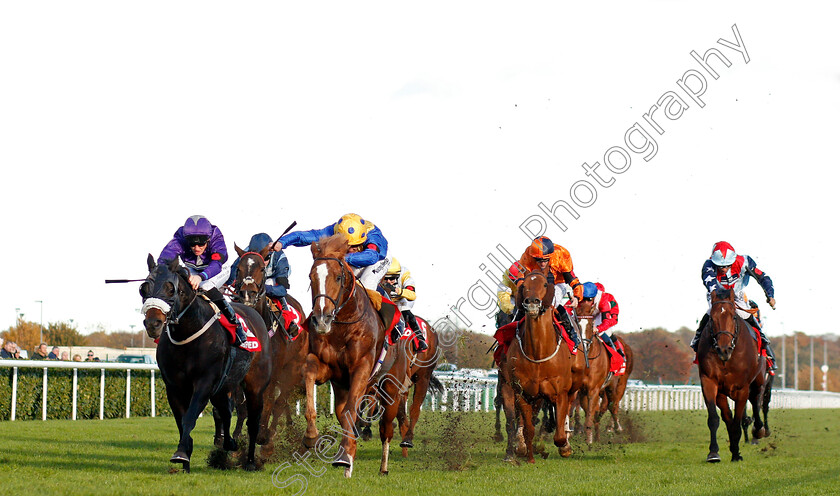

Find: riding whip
[105,279,146,284]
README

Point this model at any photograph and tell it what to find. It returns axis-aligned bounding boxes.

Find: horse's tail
[428,374,445,395]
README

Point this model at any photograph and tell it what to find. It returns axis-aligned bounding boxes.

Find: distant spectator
[48,346,60,360]
[85,350,100,362]
[60,351,69,361]
[32,343,49,360]
[72,354,82,362]
[1,340,18,359]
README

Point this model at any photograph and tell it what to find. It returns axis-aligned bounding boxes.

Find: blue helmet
[582,282,598,299]
[247,233,273,251]
[183,215,212,245]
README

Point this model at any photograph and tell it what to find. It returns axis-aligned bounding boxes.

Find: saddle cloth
[219,314,262,352]
[267,296,305,340]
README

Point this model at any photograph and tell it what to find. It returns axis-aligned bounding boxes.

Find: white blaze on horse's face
[315,263,329,313]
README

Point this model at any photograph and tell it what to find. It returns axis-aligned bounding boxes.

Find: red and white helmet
[710,241,737,266]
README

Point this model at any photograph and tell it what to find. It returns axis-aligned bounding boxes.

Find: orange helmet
[528,236,555,259]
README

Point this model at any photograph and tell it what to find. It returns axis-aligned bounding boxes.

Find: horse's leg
[333,365,372,478]
[700,378,721,463]
[172,380,214,472]
[402,369,431,450]
[582,387,599,445]
[396,394,410,457]
[762,374,774,437]
[210,392,237,452]
[166,387,190,469]
[232,389,247,440]
[256,370,279,446]
[553,391,573,458]
[722,393,745,462]
[378,379,402,475]
[749,378,766,441]
[302,354,328,449]
[572,394,583,435]
[494,381,505,443]
[515,394,536,464]
[242,374,267,471]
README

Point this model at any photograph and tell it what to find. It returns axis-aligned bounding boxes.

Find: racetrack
[1,409,837,495]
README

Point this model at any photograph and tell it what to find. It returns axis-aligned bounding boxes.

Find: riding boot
[403,310,428,353]
[555,307,580,348]
[208,288,247,347]
[278,296,299,335]
[600,332,621,356]
[759,331,777,371]
[691,313,709,353]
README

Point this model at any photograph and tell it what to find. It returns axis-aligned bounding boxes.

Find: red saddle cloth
[599,336,625,375]
[493,317,577,367]
[267,296,305,341]
[219,314,262,352]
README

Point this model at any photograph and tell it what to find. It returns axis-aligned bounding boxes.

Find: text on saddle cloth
[267,296,304,340]
[218,314,262,352]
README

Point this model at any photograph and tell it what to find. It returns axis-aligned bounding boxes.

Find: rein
[517,272,561,363]
[312,256,362,325]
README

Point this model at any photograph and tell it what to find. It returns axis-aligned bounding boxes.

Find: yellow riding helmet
[387,258,402,275]
[334,213,372,246]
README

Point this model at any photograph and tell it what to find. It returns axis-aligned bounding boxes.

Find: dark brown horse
[301,234,410,477]
[140,255,271,472]
[698,288,769,462]
[231,245,308,446]
[501,271,579,463]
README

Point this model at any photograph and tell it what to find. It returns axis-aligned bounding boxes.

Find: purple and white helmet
[183,215,213,245]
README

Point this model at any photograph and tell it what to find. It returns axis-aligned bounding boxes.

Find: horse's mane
[316,233,350,259]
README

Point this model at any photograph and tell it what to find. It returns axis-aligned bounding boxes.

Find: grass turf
[1,408,838,495]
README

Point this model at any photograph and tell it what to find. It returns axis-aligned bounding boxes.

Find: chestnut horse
[302,234,410,477]
[140,255,271,472]
[501,271,579,463]
[570,306,611,445]
[599,335,634,435]
[698,288,769,462]
[231,245,308,445]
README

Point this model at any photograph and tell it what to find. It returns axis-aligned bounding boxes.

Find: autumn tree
[45,321,87,346]
[1,320,43,354]
[619,327,694,384]
[440,329,497,369]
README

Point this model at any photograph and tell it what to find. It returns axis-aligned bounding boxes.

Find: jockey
[380,258,428,352]
[581,282,624,360]
[159,215,247,346]
[227,232,298,335]
[495,261,525,328]
[518,236,582,348]
[271,213,390,290]
[690,241,777,369]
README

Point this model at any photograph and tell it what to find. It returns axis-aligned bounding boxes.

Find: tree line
[1,320,154,356]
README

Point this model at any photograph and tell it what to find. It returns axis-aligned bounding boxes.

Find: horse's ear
[147,254,156,272]
[166,258,181,273]
[235,243,245,257]
[311,241,321,257]
[542,280,555,309]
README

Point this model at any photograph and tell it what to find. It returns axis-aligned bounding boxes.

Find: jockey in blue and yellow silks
[272,213,390,290]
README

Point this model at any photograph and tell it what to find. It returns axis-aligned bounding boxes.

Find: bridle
[312,256,361,325]
[521,271,550,316]
[141,266,214,345]
[517,271,560,363]
[709,298,741,359]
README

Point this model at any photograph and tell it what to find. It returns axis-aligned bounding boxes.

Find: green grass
[1,409,839,495]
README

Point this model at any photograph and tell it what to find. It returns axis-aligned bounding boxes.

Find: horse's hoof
[493,433,504,443]
[526,458,536,464]
[302,436,317,449]
[332,452,352,468]
[559,445,572,458]
[379,470,389,476]
[244,462,259,472]
[750,439,759,445]
[361,427,373,442]
[213,436,224,448]
[223,438,237,451]
[706,452,721,463]
[731,454,743,462]
[171,451,190,464]
[399,440,414,449]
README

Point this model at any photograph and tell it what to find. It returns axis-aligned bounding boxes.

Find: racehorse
[698,288,769,462]
[301,234,411,477]
[501,270,579,463]
[231,244,308,446]
[357,316,444,457]
[570,304,612,445]
[140,255,271,472]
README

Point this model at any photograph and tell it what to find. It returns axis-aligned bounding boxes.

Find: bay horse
[231,244,308,446]
[302,234,410,477]
[570,305,611,445]
[501,270,579,463]
[140,255,271,472]
[698,288,769,462]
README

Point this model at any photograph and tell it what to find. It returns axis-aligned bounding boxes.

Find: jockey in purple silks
[159,215,247,346]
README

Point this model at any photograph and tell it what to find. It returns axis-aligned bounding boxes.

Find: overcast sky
[2,1,838,340]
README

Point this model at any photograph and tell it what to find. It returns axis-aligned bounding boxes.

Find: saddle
[492,316,577,367]
[598,336,626,375]
[218,313,262,352]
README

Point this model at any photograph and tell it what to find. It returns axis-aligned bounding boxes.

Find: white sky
[1,1,838,339]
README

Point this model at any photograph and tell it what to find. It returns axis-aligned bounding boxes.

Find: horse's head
[709,287,739,362]
[519,271,554,319]
[234,243,271,308]
[309,234,353,334]
[139,254,194,339]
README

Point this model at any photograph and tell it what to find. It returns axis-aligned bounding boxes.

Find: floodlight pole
[35,300,43,344]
